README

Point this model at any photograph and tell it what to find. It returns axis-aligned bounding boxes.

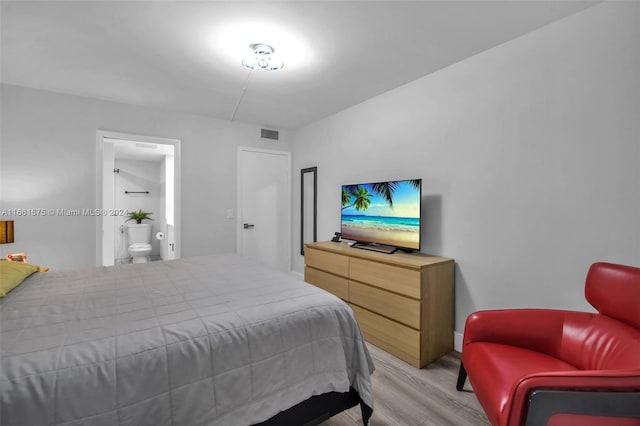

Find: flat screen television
[341,178,422,253]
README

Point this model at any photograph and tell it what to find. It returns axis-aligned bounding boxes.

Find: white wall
[291,2,640,337]
[0,84,292,269]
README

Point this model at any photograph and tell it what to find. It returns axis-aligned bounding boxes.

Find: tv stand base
[351,242,397,254]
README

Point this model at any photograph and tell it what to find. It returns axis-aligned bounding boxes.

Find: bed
[0,254,374,425]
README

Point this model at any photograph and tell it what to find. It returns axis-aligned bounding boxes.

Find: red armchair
[457,262,640,426]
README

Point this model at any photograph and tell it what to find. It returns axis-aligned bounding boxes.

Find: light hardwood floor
[322,343,490,426]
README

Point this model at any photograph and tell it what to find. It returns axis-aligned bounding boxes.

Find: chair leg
[456,362,467,391]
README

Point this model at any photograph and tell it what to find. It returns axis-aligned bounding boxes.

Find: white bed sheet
[0,254,374,425]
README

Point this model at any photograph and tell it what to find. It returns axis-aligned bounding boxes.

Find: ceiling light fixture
[241,43,283,71]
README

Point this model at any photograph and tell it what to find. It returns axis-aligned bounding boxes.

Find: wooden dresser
[304,241,454,368]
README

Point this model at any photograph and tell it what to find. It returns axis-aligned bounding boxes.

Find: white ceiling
[1,1,596,130]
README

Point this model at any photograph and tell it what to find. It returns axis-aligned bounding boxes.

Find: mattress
[0,254,374,425]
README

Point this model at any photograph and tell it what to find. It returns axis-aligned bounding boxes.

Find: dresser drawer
[349,281,420,329]
[305,247,349,277]
[350,257,421,299]
[350,304,420,362]
[304,267,349,300]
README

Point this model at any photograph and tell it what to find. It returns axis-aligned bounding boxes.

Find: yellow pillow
[0,260,39,297]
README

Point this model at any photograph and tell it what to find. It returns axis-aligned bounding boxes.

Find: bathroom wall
[114,159,164,263]
[159,158,168,261]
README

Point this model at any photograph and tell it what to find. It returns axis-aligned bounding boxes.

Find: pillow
[0,260,39,297]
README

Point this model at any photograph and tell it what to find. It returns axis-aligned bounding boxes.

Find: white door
[101,141,116,266]
[166,224,176,260]
[238,148,291,272]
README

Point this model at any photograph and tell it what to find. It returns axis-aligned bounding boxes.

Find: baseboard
[454,331,463,353]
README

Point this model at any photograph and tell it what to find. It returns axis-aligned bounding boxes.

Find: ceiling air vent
[261,128,279,141]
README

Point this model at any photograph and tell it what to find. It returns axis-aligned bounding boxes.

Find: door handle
[169,243,174,251]
[243,223,255,229]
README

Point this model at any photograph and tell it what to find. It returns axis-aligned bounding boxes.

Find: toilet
[126,223,152,263]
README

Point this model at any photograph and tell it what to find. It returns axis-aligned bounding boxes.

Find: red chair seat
[463,342,577,426]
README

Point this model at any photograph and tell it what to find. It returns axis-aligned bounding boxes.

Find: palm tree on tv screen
[341,187,351,208]
[342,185,372,211]
[342,179,420,211]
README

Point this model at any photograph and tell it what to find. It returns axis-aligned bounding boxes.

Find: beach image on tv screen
[341,179,421,249]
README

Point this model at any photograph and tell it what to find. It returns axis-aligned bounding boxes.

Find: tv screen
[341,178,422,251]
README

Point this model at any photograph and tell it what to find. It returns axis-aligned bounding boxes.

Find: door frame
[237,146,291,271]
[95,130,182,266]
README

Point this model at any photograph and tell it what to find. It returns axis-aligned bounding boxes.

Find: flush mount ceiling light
[241,43,284,71]
[215,22,313,72]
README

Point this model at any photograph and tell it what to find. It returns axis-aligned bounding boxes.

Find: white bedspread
[0,254,374,425]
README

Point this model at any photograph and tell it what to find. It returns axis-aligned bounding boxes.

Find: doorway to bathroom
[96,131,181,267]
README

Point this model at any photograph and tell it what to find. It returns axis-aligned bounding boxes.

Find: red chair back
[585,262,640,329]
